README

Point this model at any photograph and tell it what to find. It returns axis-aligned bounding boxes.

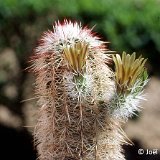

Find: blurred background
[0,0,160,159]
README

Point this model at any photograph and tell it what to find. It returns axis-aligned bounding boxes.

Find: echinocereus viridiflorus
[30,20,148,160]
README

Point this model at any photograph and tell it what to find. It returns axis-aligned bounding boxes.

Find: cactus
[30,20,148,160]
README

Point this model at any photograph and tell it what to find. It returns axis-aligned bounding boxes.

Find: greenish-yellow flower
[113,52,147,93]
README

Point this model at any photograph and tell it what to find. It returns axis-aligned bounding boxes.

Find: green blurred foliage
[0,0,160,73]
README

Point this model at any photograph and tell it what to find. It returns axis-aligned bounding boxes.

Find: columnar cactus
[30,20,148,160]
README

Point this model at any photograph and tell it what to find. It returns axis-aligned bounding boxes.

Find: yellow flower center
[63,42,89,73]
[113,52,147,93]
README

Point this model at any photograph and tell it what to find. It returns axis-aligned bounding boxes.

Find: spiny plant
[30,20,148,160]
